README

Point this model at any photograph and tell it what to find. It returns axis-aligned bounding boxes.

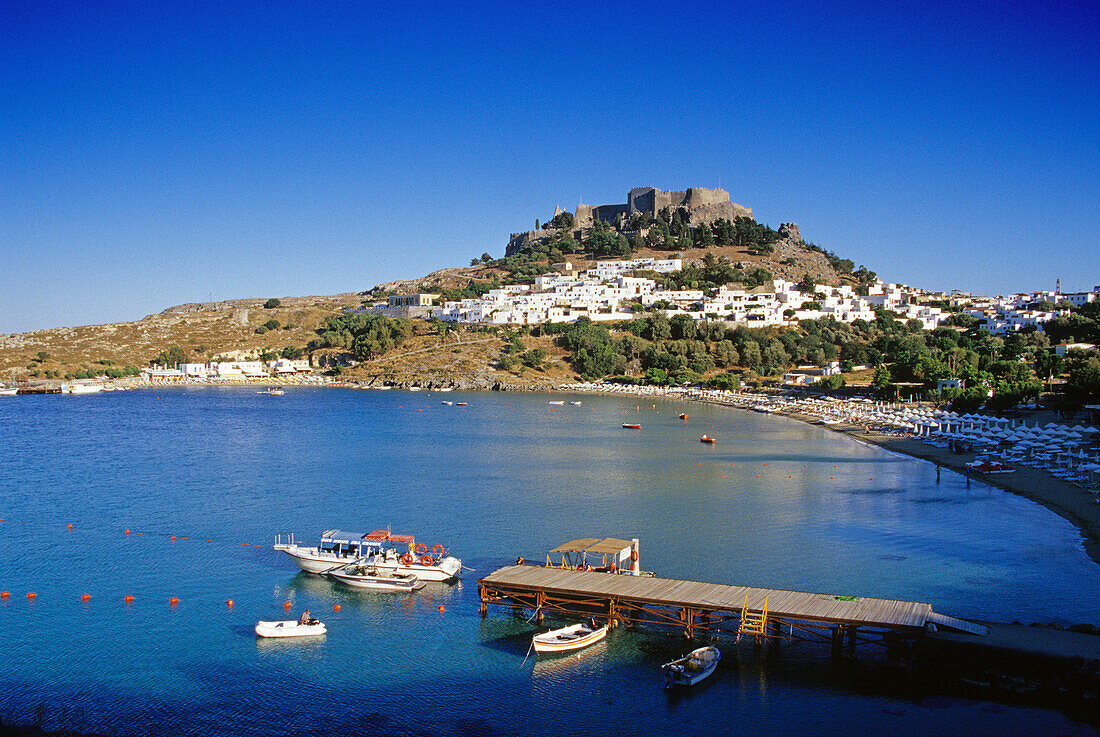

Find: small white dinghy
[662,646,720,688]
[531,622,608,655]
[255,619,327,638]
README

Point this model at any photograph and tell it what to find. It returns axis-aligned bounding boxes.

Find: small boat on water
[700,435,715,444]
[442,401,454,405]
[679,413,689,420]
[255,619,326,638]
[622,423,641,429]
[548,400,565,405]
[570,401,583,406]
[662,646,720,688]
[328,563,425,592]
[532,622,609,655]
[456,402,468,406]
[256,387,285,396]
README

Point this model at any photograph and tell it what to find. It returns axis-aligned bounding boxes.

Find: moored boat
[662,646,720,688]
[622,423,641,429]
[548,400,565,405]
[273,530,462,581]
[700,435,715,444]
[328,564,425,591]
[532,622,608,655]
[256,387,285,395]
[570,401,583,406]
[255,619,327,638]
[679,413,689,420]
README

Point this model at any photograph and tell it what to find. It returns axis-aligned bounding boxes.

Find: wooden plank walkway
[479,565,948,631]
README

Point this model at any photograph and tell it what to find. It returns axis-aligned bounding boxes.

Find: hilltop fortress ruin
[507,186,753,256]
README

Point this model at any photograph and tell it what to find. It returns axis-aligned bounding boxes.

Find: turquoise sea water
[0,387,1097,736]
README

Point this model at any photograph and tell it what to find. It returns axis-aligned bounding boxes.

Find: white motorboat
[662,646,720,688]
[328,564,425,592]
[547,400,565,405]
[273,530,462,581]
[256,387,285,395]
[532,622,608,655]
[255,619,327,638]
[0,388,18,396]
[570,401,583,406]
[442,401,454,405]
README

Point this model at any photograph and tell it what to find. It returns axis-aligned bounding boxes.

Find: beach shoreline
[562,383,1100,568]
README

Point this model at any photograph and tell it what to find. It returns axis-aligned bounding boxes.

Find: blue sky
[2,0,1097,334]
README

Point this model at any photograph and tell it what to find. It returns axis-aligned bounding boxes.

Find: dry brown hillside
[0,294,362,381]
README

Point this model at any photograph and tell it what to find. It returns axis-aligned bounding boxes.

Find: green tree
[152,345,187,367]
[263,298,281,309]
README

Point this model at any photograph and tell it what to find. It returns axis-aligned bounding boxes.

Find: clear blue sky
[2,0,1097,334]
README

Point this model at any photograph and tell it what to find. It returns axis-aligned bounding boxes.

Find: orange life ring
[433,544,445,556]
[420,554,434,566]
[415,543,427,555]
[402,553,413,565]
[630,550,638,562]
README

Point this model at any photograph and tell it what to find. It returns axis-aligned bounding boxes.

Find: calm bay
[0,387,1097,735]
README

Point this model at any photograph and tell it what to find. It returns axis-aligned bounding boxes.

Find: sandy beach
[567,383,1100,569]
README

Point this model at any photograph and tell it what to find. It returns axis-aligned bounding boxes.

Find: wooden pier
[478,565,988,648]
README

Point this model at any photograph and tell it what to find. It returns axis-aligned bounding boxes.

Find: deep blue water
[0,387,1097,736]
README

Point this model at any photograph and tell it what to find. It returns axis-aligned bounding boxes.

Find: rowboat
[328,564,425,592]
[254,619,326,638]
[532,622,608,655]
[662,646,720,688]
[622,423,641,429]
[700,435,715,444]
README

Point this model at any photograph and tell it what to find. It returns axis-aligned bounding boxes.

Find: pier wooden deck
[479,566,988,641]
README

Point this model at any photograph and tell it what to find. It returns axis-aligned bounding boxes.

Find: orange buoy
[438,605,445,613]
[170,536,177,541]
[67,523,74,530]
[333,604,341,612]
[226,599,234,608]
[124,595,134,603]
[125,529,130,535]
[169,597,179,606]
[27,592,36,600]
[0,591,8,598]
[81,594,90,601]
[283,601,292,610]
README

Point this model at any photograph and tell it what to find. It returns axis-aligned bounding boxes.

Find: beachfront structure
[432,258,947,330]
[142,359,310,383]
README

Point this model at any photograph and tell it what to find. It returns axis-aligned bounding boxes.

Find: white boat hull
[273,544,360,574]
[255,620,327,638]
[274,544,462,581]
[370,556,462,582]
[663,646,720,687]
[532,623,608,654]
[328,571,424,591]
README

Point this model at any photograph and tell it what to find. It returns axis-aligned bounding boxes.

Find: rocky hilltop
[0,185,872,384]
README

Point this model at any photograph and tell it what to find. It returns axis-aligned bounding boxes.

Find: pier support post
[846,625,858,652]
[831,625,843,657]
[478,586,486,617]
[608,599,617,629]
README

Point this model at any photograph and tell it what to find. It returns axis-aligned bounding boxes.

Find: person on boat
[298,609,311,626]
